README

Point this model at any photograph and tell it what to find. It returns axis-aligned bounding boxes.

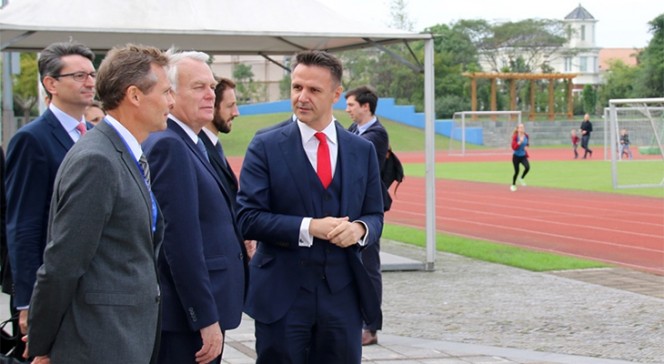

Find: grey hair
[165,48,211,91]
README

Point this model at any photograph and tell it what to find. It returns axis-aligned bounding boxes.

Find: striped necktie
[138,154,151,186]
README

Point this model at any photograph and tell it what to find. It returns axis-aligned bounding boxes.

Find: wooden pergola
[463,72,578,120]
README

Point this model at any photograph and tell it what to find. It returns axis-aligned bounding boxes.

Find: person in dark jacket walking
[580,113,593,159]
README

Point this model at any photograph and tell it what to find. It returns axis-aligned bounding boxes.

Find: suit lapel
[200,132,238,192]
[279,122,315,214]
[168,120,225,189]
[44,109,75,151]
[96,122,153,227]
[336,123,358,216]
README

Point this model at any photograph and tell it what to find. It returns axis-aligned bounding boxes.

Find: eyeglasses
[54,71,96,82]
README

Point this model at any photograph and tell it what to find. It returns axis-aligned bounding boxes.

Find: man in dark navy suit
[143,50,246,364]
[345,85,390,346]
[199,77,256,259]
[5,41,95,336]
[237,50,384,364]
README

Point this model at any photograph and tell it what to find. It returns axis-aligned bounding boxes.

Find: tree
[232,63,266,104]
[479,19,568,72]
[598,60,639,106]
[581,84,597,114]
[13,52,39,123]
[389,0,414,31]
[634,14,664,97]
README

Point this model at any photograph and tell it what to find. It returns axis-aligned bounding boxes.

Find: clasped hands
[310,217,365,248]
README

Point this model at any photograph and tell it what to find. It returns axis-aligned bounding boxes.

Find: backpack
[380,147,404,211]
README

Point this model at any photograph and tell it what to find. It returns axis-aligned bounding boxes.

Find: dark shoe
[361,330,378,346]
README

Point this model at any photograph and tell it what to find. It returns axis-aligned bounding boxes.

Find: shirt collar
[201,127,219,146]
[169,114,200,144]
[49,103,85,133]
[357,116,377,135]
[297,119,337,146]
[104,114,143,162]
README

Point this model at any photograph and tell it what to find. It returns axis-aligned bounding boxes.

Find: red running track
[387,150,664,275]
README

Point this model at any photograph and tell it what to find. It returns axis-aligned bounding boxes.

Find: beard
[212,115,232,134]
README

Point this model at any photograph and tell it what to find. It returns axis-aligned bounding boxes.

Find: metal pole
[423,38,436,271]
[1,52,15,147]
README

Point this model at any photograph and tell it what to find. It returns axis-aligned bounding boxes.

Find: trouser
[581,135,592,157]
[361,240,382,332]
[512,155,530,185]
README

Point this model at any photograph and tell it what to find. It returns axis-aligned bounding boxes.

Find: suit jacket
[28,121,163,363]
[5,109,76,306]
[237,121,383,324]
[349,118,391,211]
[143,119,246,333]
[198,131,239,205]
[0,146,10,294]
[348,118,389,172]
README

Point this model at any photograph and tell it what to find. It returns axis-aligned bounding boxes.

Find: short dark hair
[96,44,169,111]
[291,50,343,86]
[38,42,95,97]
[214,77,237,108]
[345,85,378,115]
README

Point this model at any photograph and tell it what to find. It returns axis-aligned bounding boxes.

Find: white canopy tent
[0,0,437,270]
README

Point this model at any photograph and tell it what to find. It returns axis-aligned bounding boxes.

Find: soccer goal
[448,111,522,156]
[608,98,664,189]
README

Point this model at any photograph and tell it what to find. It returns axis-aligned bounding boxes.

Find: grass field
[223,112,661,271]
[405,161,664,198]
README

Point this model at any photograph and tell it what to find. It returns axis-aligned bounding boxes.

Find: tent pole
[423,38,436,271]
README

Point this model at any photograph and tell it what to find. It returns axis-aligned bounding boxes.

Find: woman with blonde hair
[510,123,530,191]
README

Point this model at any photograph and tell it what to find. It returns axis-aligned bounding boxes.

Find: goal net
[448,111,522,156]
[608,98,664,189]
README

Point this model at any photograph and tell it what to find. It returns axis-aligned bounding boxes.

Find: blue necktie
[196,138,209,162]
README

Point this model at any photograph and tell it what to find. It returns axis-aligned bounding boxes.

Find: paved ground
[3,240,661,363]
[223,240,664,364]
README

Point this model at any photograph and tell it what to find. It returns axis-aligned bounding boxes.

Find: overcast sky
[317,0,660,48]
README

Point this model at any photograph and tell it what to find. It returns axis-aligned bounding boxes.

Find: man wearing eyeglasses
[4,41,96,341]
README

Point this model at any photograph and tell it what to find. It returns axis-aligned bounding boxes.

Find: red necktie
[314,132,332,188]
[76,122,87,136]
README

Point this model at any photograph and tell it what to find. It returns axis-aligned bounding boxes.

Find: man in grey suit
[27,44,174,364]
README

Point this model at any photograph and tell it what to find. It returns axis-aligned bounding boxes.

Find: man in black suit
[345,85,390,346]
[4,41,95,336]
[199,77,256,259]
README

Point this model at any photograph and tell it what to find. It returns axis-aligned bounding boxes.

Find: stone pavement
[222,240,664,364]
[2,239,661,363]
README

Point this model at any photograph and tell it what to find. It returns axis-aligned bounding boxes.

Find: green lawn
[382,224,609,271]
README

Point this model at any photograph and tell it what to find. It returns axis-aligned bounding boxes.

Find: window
[564,57,572,72]
[581,25,586,41]
[579,57,587,72]
[593,57,598,72]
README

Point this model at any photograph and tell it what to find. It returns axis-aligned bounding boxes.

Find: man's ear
[42,76,58,96]
[333,85,343,103]
[126,85,141,106]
